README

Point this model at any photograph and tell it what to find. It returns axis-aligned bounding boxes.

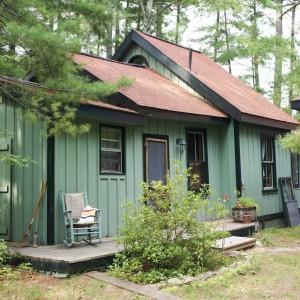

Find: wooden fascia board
[138,107,229,124]
[112,31,135,61]
[77,104,145,126]
[240,113,298,131]
[109,93,229,124]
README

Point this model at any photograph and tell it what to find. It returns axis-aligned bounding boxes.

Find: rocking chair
[61,190,102,247]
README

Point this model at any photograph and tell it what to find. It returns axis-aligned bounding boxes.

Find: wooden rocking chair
[61,190,102,247]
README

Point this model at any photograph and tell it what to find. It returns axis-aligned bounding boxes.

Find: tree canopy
[1,0,300,138]
[0,0,131,136]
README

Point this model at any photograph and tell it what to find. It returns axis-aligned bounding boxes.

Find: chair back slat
[64,193,85,220]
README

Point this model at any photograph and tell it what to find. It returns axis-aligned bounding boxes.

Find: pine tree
[0,0,131,136]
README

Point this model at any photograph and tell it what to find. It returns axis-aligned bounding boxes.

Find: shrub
[109,163,229,284]
[0,239,12,266]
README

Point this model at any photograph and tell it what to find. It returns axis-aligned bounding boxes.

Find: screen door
[145,137,168,185]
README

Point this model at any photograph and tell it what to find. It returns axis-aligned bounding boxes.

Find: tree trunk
[175,1,181,44]
[224,11,232,73]
[273,0,283,107]
[115,1,121,50]
[251,2,260,90]
[289,5,296,101]
[142,0,153,33]
[106,24,113,59]
[213,11,220,61]
[156,9,163,37]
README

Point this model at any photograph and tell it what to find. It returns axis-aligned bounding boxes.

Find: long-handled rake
[16,180,47,247]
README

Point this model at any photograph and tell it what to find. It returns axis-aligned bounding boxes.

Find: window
[261,136,276,190]
[128,55,149,67]
[100,126,124,173]
[291,153,299,188]
[187,130,208,191]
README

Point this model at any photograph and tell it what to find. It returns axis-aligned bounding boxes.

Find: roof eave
[240,113,299,131]
[137,107,229,124]
[77,103,145,126]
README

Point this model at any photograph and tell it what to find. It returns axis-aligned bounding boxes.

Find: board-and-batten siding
[54,117,233,243]
[0,97,47,243]
[239,125,292,216]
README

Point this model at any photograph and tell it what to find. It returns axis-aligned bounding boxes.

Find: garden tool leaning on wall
[16,180,47,247]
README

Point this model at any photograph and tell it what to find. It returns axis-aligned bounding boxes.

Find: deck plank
[211,236,256,252]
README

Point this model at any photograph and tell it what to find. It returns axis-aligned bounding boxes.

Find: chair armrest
[62,210,72,216]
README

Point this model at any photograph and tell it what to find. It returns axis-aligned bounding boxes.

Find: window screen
[101,127,124,173]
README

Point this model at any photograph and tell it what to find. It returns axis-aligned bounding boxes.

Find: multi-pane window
[261,136,276,190]
[291,153,299,188]
[100,126,124,173]
[187,131,207,191]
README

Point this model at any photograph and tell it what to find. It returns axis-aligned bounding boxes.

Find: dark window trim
[291,153,299,189]
[262,188,278,195]
[100,124,126,175]
[47,135,55,245]
[260,134,277,193]
[143,134,169,183]
[186,128,209,189]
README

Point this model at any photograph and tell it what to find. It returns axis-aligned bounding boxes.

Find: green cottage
[0,30,299,245]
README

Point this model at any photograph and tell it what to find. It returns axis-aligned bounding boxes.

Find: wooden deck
[10,237,121,274]
[9,219,256,274]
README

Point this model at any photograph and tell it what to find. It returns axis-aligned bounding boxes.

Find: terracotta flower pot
[232,206,257,223]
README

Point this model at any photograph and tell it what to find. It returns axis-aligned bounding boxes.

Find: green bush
[0,239,12,266]
[109,163,229,284]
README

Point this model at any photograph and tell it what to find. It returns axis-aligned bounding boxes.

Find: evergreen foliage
[278,129,300,154]
[0,0,132,136]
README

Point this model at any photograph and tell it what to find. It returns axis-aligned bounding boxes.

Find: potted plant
[232,191,259,223]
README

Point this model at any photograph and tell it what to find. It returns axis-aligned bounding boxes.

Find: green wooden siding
[122,43,296,218]
[239,124,292,216]
[0,97,47,243]
[54,117,233,243]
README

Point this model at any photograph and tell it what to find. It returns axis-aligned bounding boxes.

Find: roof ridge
[78,52,147,68]
[133,30,203,55]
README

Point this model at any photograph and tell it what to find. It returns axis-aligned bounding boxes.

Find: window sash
[291,154,299,188]
[261,136,276,190]
[187,131,206,191]
[101,127,123,173]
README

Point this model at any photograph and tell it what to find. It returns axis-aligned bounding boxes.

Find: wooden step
[211,236,256,253]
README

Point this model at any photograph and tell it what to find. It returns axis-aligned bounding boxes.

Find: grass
[162,225,300,299]
[0,269,149,300]
[1,226,300,299]
[254,226,300,247]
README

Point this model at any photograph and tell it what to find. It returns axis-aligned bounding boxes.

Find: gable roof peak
[78,52,147,69]
[132,30,203,55]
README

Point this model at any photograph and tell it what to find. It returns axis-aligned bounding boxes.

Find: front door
[144,136,169,185]
[0,137,11,240]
